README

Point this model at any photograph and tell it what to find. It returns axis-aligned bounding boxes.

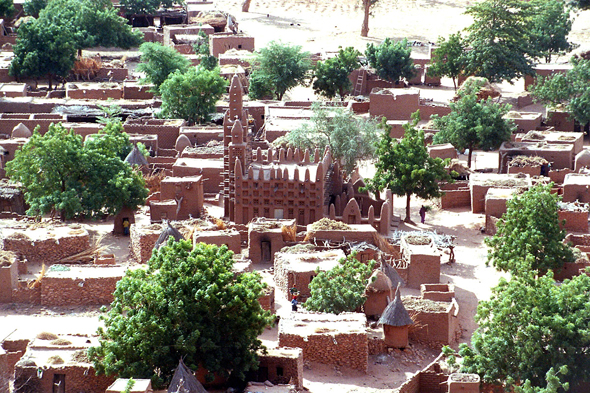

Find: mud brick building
[278,312,368,372]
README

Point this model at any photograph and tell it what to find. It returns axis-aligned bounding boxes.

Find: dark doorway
[261,241,271,262]
[298,209,305,225]
[258,366,268,382]
[53,374,66,393]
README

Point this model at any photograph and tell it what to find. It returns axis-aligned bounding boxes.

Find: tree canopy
[9,19,76,90]
[137,42,191,93]
[485,183,574,276]
[38,0,143,52]
[304,253,376,314]
[248,41,311,101]
[313,47,361,99]
[427,33,466,90]
[120,0,177,15]
[23,0,47,17]
[462,0,534,83]
[0,0,15,18]
[365,38,415,84]
[529,0,573,63]
[159,66,227,125]
[432,77,515,167]
[89,241,273,388]
[459,269,590,390]
[365,112,453,222]
[530,57,590,127]
[285,103,380,175]
[5,123,148,220]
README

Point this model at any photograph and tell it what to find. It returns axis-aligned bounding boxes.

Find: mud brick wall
[0,259,17,302]
[419,103,451,120]
[368,335,386,355]
[508,165,541,177]
[1,232,89,264]
[566,233,590,246]
[0,113,66,136]
[470,184,492,214]
[210,35,255,57]
[258,285,275,313]
[279,331,368,371]
[257,348,303,388]
[440,182,470,209]
[123,83,154,100]
[421,284,455,302]
[408,302,458,345]
[398,372,420,393]
[553,260,590,281]
[558,210,589,232]
[66,86,123,100]
[130,226,160,263]
[549,168,572,184]
[0,349,8,393]
[406,253,441,289]
[485,215,499,236]
[15,364,115,393]
[12,281,41,304]
[124,123,183,149]
[420,370,448,393]
[96,68,129,81]
[40,275,121,306]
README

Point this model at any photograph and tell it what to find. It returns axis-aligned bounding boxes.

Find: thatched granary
[154,222,185,249]
[575,149,590,172]
[381,262,404,289]
[175,134,192,153]
[11,123,31,139]
[124,145,149,167]
[364,270,393,319]
[168,359,208,393]
[378,283,413,348]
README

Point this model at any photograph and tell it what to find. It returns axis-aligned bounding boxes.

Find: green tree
[249,41,311,101]
[365,38,415,84]
[459,269,590,390]
[84,120,133,161]
[567,0,590,9]
[360,0,379,37]
[427,33,466,90]
[286,103,379,175]
[137,42,191,94]
[39,0,143,55]
[89,241,273,388]
[0,0,15,18]
[485,183,574,275]
[463,0,534,83]
[5,123,147,220]
[159,66,227,125]
[530,57,590,128]
[432,78,515,167]
[529,0,573,63]
[313,46,361,99]
[305,253,376,314]
[9,19,76,90]
[23,0,47,17]
[193,30,217,71]
[120,0,177,15]
[365,112,453,223]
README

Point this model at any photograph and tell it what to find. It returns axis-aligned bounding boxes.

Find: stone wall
[278,313,368,372]
[40,270,122,306]
[256,347,303,388]
[397,353,446,393]
[258,286,275,314]
[1,228,90,264]
[130,225,160,263]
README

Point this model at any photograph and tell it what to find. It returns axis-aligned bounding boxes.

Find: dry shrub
[309,218,352,231]
[37,332,58,340]
[0,250,16,267]
[8,232,29,240]
[50,338,72,346]
[47,355,64,365]
[281,225,296,242]
[72,57,102,81]
[214,218,227,230]
[28,264,46,289]
[144,170,166,195]
[71,350,90,363]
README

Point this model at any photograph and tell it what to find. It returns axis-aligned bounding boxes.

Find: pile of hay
[50,338,72,346]
[309,218,352,231]
[0,250,16,267]
[37,332,58,340]
[509,155,549,167]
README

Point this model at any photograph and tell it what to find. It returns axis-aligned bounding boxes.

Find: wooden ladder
[353,70,365,96]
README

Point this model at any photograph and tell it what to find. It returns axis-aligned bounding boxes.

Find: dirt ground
[2,1,590,392]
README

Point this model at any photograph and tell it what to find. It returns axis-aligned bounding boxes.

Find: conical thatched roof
[154,222,185,250]
[366,270,393,293]
[379,283,413,327]
[381,262,404,289]
[124,145,149,166]
[168,359,208,393]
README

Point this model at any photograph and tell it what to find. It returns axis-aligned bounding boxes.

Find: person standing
[291,297,298,312]
[419,205,427,224]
